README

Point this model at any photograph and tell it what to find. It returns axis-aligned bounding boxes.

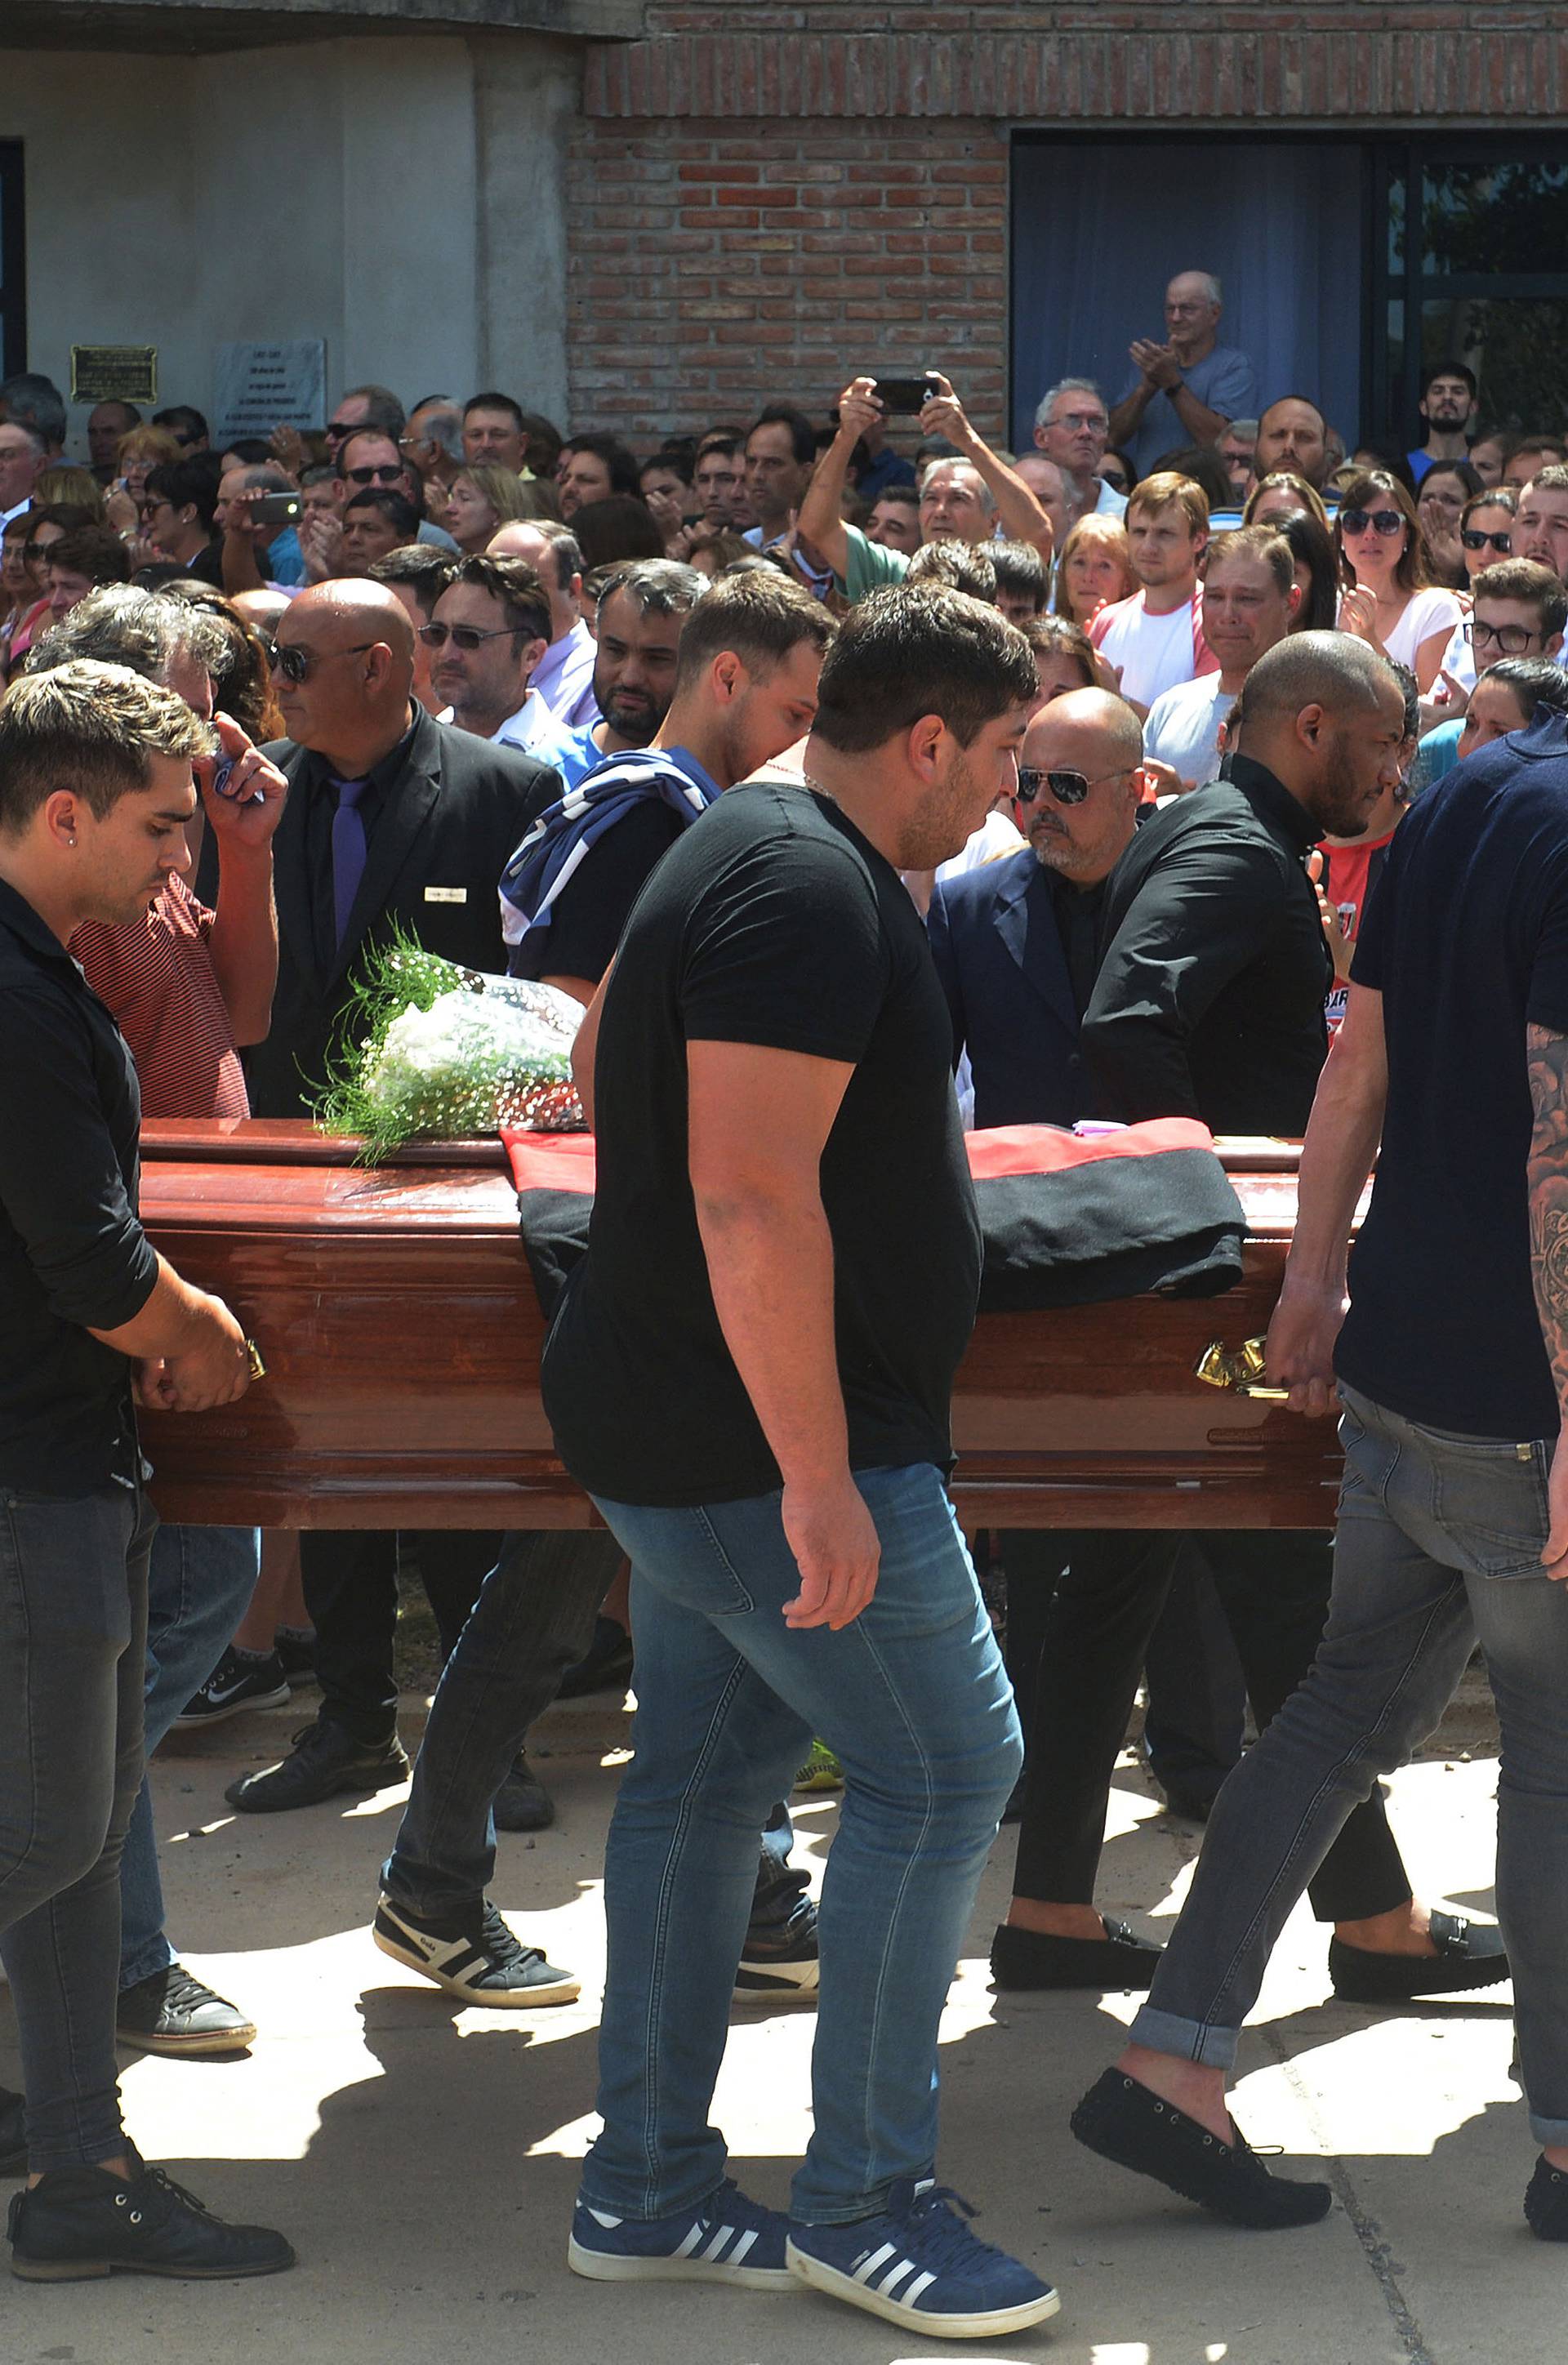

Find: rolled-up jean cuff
[1530,2111,1568,2148]
[1127,2004,1241,2071]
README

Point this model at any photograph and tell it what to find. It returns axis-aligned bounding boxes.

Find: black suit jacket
[238,706,557,1119]
[926,848,1096,1129]
[1082,755,1330,1135]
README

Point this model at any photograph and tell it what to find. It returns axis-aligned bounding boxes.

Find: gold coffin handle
[1194,1335,1290,1401]
[246,1338,268,1382]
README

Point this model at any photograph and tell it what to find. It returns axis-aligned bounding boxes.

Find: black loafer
[991,1917,1163,1992]
[1526,2157,1568,2242]
[8,2159,294,2281]
[0,2088,25,2180]
[1328,1909,1509,2003]
[224,1718,408,1814]
[1071,2069,1333,2229]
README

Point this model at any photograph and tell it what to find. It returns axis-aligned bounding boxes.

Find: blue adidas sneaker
[568,2178,794,2289]
[786,2177,1060,2337]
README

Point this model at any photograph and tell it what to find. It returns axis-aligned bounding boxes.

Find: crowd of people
[3,260,1568,2332]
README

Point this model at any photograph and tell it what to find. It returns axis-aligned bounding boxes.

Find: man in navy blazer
[926,686,1146,1127]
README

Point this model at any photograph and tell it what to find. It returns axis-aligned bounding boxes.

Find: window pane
[1422,159,1568,276]
[1423,296,1568,430]
[1386,168,1406,275]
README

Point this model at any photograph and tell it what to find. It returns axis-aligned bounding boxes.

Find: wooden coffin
[136,1120,1348,1532]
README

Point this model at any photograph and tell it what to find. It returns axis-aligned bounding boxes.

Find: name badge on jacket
[425,887,467,904]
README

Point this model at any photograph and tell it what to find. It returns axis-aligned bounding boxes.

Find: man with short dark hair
[865,481,922,554]
[558,558,704,777]
[333,427,457,561]
[425,553,573,767]
[0,657,292,2279]
[341,488,421,570]
[559,434,641,519]
[1505,437,1568,492]
[40,524,131,619]
[551,585,1058,2337]
[1033,379,1127,525]
[502,569,833,1004]
[462,392,529,477]
[1408,362,1478,487]
[366,543,453,714]
[142,457,225,584]
[487,519,599,726]
[1517,468,1568,586]
[742,403,818,548]
[151,404,208,452]
[1109,271,1259,478]
[990,540,1049,626]
[87,400,141,484]
[1218,416,1258,492]
[693,434,743,529]
[214,461,306,595]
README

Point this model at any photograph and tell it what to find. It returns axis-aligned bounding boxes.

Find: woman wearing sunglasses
[1414,458,1485,588]
[1335,467,1465,693]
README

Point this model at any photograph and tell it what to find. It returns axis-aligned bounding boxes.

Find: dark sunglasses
[1341,507,1405,537]
[1017,764,1133,806]
[264,639,376,684]
[343,463,405,487]
[416,621,525,652]
[1462,527,1513,553]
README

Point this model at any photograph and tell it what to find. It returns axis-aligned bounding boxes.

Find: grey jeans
[1132,1383,1568,2147]
[0,1479,155,2171]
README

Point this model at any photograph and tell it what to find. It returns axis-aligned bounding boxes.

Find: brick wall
[567,115,1009,442]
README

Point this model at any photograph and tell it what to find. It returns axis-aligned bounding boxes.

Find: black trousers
[301,1529,502,1741]
[1004,1528,1412,1924]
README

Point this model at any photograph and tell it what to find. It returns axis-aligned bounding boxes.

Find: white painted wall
[1,31,576,461]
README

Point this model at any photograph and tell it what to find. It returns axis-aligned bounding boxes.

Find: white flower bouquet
[313,933,586,1160]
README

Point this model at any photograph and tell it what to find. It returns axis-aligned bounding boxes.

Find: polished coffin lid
[136,1120,1348,1530]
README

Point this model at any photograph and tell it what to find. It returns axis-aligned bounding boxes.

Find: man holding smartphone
[216,461,306,594]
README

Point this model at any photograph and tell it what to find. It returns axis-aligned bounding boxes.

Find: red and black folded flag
[505,1120,1244,1320]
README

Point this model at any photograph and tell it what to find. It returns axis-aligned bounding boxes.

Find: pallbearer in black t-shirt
[0,661,292,2282]
[1076,701,1568,2243]
[549,587,1062,2340]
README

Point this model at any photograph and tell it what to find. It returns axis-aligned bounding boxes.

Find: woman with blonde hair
[443,464,556,552]
[33,465,106,521]
[1053,512,1134,627]
[1243,471,1331,532]
[1335,466,1464,692]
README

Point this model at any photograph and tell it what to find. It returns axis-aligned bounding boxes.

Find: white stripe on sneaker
[697,2226,734,2261]
[728,2228,758,2265]
[878,2258,918,2296]
[903,2269,936,2305]
[672,2223,706,2260]
[853,2241,898,2284]
[586,2208,621,2229]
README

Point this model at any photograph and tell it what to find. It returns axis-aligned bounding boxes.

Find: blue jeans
[118,1521,260,1990]
[0,1481,154,2170]
[1132,1383,1568,2147]
[581,1463,1021,2226]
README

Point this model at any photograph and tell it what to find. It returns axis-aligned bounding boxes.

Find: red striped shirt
[72,872,248,1120]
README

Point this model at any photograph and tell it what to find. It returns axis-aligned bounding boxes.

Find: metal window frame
[0,143,24,381]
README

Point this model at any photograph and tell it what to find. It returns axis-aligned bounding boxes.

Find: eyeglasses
[1466,618,1542,655]
[416,621,524,652]
[1016,764,1134,806]
[1462,528,1513,553]
[343,463,405,487]
[264,639,377,684]
[1340,508,1405,537]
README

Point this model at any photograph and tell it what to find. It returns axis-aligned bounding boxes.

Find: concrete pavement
[0,1681,1552,2365]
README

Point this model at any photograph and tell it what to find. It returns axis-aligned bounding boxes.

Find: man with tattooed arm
[1072,698,1568,2243]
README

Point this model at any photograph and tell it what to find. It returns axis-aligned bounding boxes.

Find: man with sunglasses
[425,554,583,777]
[220,580,564,1821]
[334,429,458,555]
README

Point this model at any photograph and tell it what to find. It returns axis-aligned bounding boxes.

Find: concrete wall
[1,30,577,459]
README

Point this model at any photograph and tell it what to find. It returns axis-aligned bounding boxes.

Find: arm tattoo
[1526,1022,1568,1414]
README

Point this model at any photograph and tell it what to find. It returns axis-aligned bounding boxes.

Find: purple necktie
[331,776,369,948]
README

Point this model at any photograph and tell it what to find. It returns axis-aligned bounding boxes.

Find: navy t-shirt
[1337,711,1568,1438]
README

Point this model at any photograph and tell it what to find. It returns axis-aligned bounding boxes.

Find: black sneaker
[734,1892,819,2002]
[493,1753,555,1833]
[225,1718,408,1814]
[556,1615,635,1699]
[8,2159,294,2282]
[1526,2156,1568,2241]
[175,1648,291,1729]
[117,1966,256,2057]
[273,1628,317,1684]
[0,2088,24,2179]
[372,1895,580,2006]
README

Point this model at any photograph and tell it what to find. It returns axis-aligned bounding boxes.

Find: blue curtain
[1010,140,1366,457]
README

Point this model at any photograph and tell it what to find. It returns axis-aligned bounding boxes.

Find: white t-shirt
[935,808,1026,883]
[1143,675,1236,790]
[1434,610,1477,697]
[1354,585,1466,673]
[1095,595,1204,710]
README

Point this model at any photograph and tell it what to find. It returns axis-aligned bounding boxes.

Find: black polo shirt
[0,877,159,1494]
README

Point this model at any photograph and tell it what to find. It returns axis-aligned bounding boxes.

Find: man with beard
[554,559,704,785]
[423,553,580,779]
[1406,361,1479,488]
